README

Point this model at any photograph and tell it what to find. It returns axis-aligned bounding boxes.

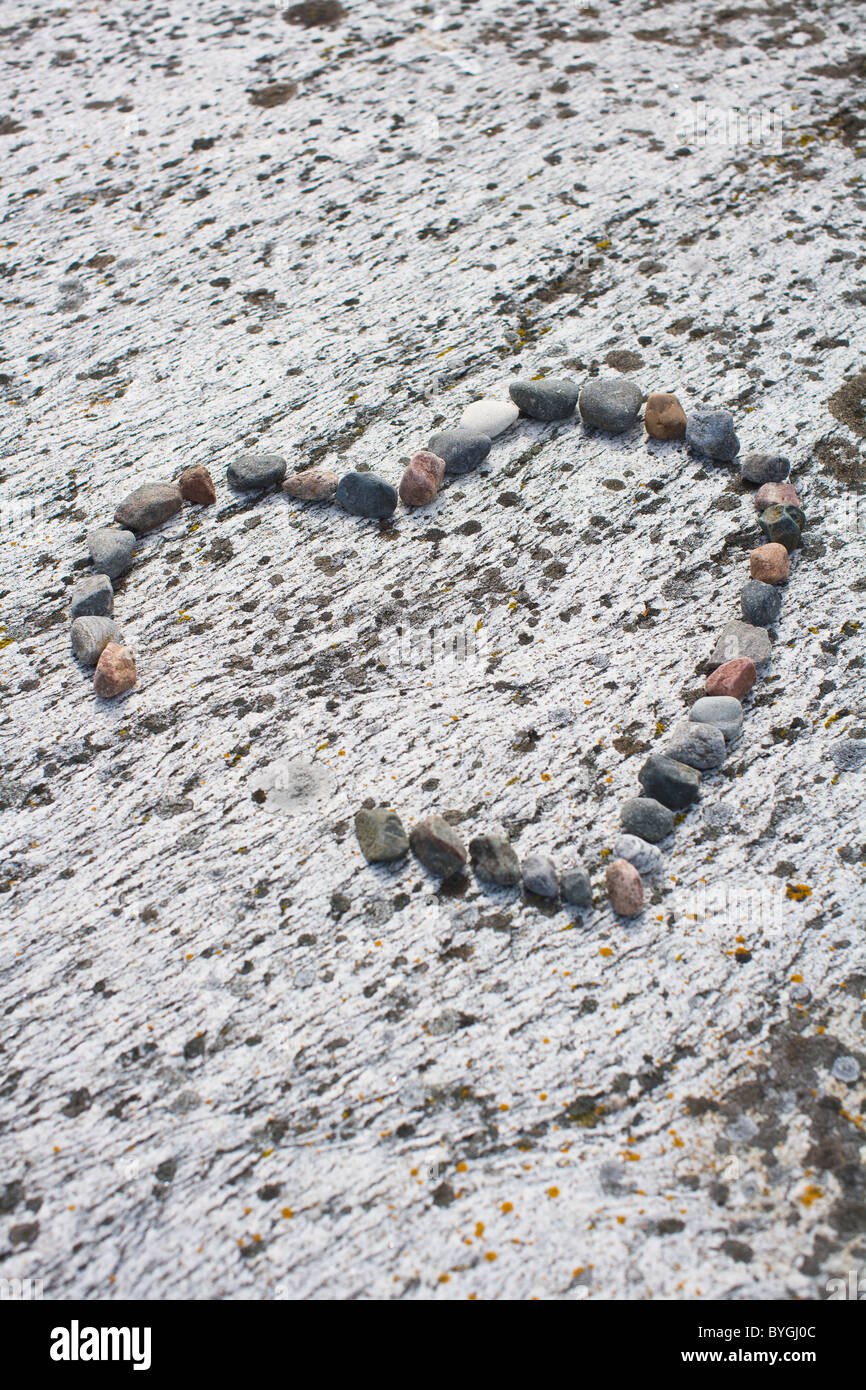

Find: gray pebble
[335,471,398,518]
[70,615,122,666]
[87,527,135,579]
[829,740,866,773]
[613,834,663,878]
[620,797,674,843]
[638,753,701,811]
[665,721,727,770]
[354,808,408,863]
[227,453,287,490]
[470,833,521,887]
[710,620,772,669]
[509,377,579,421]
[114,482,183,533]
[409,815,468,879]
[577,376,642,433]
[831,1056,860,1084]
[789,982,811,1004]
[740,452,790,485]
[522,852,558,898]
[69,573,113,619]
[741,579,782,627]
[561,864,592,907]
[685,409,739,462]
[690,695,744,742]
[427,428,491,475]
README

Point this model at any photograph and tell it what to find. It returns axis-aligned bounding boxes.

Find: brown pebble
[706,657,757,700]
[178,464,216,505]
[282,467,339,502]
[93,642,136,698]
[605,858,643,916]
[644,391,686,441]
[750,542,790,584]
[753,481,801,512]
[399,451,446,506]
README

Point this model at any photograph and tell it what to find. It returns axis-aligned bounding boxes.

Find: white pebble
[831,1056,860,1084]
[459,398,519,438]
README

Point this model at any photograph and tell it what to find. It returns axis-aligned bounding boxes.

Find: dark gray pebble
[561,863,592,907]
[335,471,398,518]
[510,378,579,421]
[740,452,789,485]
[685,409,739,462]
[70,615,122,666]
[428,428,491,475]
[638,753,701,811]
[759,504,802,551]
[470,833,521,887]
[741,579,782,627]
[578,376,642,433]
[114,482,183,533]
[87,527,135,579]
[410,815,468,879]
[620,797,674,843]
[69,574,113,619]
[521,852,558,898]
[227,453,287,491]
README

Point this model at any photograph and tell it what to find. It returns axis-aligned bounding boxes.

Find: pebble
[605,858,643,916]
[620,797,674,843]
[561,864,592,907]
[459,399,519,437]
[354,808,408,863]
[409,815,468,879]
[227,453,287,490]
[831,1055,860,1084]
[705,658,757,701]
[685,409,739,462]
[741,579,782,627]
[428,428,491,475]
[759,504,801,552]
[665,720,727,770]
[613,834,663,877]
[749,543,790,584]
[521,852,558,898]
[753,481,802,512]
[335,471,398,518]
[87,527,135,579]
[578,376,642,433]
[71,615,122,667]
[399,451,446,506]
[115,482,183,533]
[69,573,113,618]
[740,452,789,485]
[469,833,521,887]
[93,641,136,698]
[644,391,686,440]
[178,464,216,505]
[510,377,579,421]
[689,695,744,742]
[638,753,701,810]
[282,467,339,501]
[710,619,772,669]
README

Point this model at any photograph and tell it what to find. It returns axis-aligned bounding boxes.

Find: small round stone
[410,815,468,879]
[522,852,558,898]
[665,721,727,770]
[685,409,739,462]
[831,1055,860,1084]
[690,695,744,742]
[638,753,701,811]
[178,464,216,505]
[749,543,790,584]
[354,808,408,863]
[227,453,287,490]
[70,573,113,619]
[71,616,122,667]
[87,527,135,579]
[753,481,802,513]
[620,797,674,843]
[577,376,642,433]
[510,377,579,421]
[613,834,663,877]
[561,864,592,907]
[710,620,772,669]
[399,451,446,507]
[789,982,811,1004]
[741,579,782,627]
[740,452,789,485]
[644,391,686,440]
[759,504,801,552]
[427,428,491,475]
[459,399,519,437]
[705,658,757,701]
[115,482,183,533]
[282,466,339,501]
[93,641,136,698]
[469,833,521,887]
[605,858,643,916]
[335,471,398,518]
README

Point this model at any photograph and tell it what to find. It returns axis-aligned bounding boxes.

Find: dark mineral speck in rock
[740,452,789,486]
[87,527,134,579]
[561,863,592,907]
[685,409,739,462]
[469,833,521,887]
[69,573,113,619]
[70,615,122,666]
[577,376,642,433]
[114,482,183,533]
[741,579,782,627]
[354,808,408,863]
[619,797,674,843]
[638,753,701,811]
[509,377,579,421]
[427,428,491,475]
[335,471,398,518]
[521,852,558,898]
[409,815,468,879]
[227,453,287,491]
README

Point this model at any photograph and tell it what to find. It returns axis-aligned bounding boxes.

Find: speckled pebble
[428,428,491,475]
[398,451,445,506]
[93,641,136,698]
[578,376,642,433]
[410,816,468,879]
[620,797,674,843]
[613,834,663,878]
[690,695,744,743]
[354,808,408,863]
[71,615,123,667]
[685,409,739,462]
[459,399,519,437]
[70,573,113,619]
[470,833,521,887]
[227,453,287,491]
[741,579,782,627]
[522,852,558,898]
[710,620,772,670]
[638,753,701,811]
[282,466,340,501]
[87,527,135,579]
[750,543,790,584]
[114,482,183,533]
[335,471,398,518]
[510,377,579,421]
[740,452,790,485]
[605,858,643,916]
[665,721,727,770]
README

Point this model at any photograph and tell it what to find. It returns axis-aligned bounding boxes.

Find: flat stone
[428,428,491,475]
[605,858,643,916]
[178,464,216,505]
[750,543,790,584]
[685,409,739,461]
[644,391,686,440]
[690,695,744,742]
[741,579,782,627]
[86,527,135,579]
[638,753,701,810]
[70,615,123,667]
[754,481,802,512]
[227,453,287,490]
[759,504,801,552]
[70,573,113,618]
[410,815,468,879]
[459,399,519,437]
[740,452,789,485]
[705,658,757,701]
[613,834,663,878]
[620,797,674,843]
[282,467,339,501]
[578,376,642,433]
[521,852,558,898]
[561,864,592,907]
[114,482,183,533]
[354,808,408,863]
[335,471,398,518]
[469,833,521,887]
[93,641,136,698]
[709,620,772,670]
[510,377,579,421]
[665,720,727,770]
[399,451,445,506]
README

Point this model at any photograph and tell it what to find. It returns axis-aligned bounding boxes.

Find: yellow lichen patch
[786,883,812,902]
